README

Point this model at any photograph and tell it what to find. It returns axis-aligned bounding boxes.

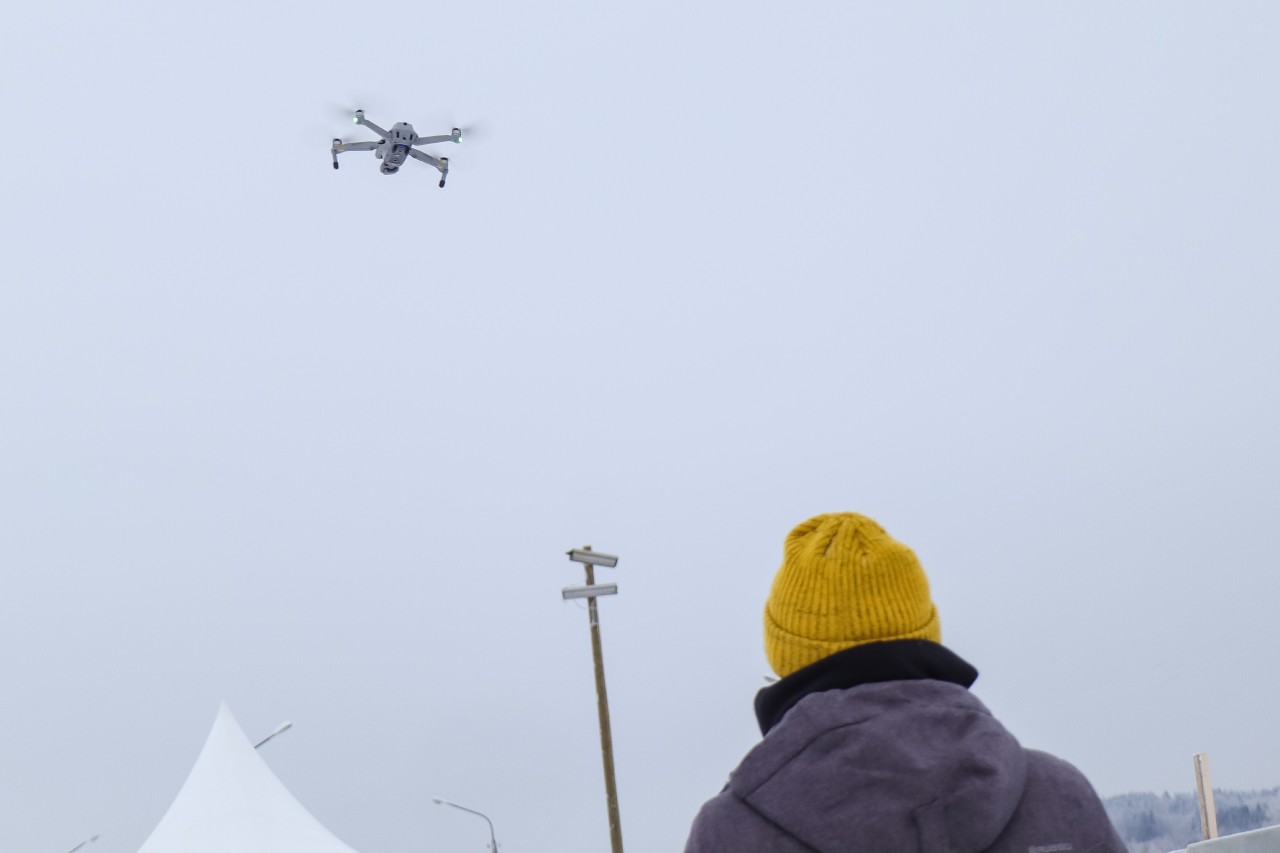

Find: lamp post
[65,835,99,853]
[253,721,293,750]
[433,797,499,853]
[563,546,624,853]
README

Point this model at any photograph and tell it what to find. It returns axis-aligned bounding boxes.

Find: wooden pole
[581,546,624,853]
[1194,752,1219,840]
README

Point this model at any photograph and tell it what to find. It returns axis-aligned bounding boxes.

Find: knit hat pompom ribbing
[764,512,940,678]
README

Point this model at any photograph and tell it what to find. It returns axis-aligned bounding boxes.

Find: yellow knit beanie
[764,513,941,677]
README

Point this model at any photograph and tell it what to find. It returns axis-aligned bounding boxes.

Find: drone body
[331,110,461,187]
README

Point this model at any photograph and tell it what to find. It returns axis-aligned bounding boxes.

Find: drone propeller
[413,109,488,142]
[327,96,387,122]
[451,120,486,142]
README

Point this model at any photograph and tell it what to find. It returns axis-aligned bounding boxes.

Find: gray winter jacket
[684,642,1125,853]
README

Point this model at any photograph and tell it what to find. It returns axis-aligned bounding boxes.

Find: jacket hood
[728,679,1029,853]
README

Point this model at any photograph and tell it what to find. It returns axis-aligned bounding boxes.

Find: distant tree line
[1103,788,1278,852]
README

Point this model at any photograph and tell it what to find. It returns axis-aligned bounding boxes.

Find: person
[683,512,1125,853]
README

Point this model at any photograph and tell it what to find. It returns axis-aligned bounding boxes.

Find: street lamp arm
[254,721,293,749]
[433,798,499,852]
[65,835,99,853]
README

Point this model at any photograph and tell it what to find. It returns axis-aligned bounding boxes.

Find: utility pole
[564,545,624,853]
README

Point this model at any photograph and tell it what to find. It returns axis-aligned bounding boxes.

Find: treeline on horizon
[1103,788,1279,852]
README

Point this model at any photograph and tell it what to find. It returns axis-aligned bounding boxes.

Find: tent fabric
[137,704,359,853]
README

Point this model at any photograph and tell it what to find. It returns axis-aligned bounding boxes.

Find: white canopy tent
[137,704,359,853]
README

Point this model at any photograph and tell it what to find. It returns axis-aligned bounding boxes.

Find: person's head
[764,512,940,677]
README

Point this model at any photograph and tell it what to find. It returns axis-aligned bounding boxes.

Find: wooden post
[580,546,624,853]
[1194,752,1219,840]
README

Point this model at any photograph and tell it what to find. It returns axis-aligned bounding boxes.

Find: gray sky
[3,2,1279,852]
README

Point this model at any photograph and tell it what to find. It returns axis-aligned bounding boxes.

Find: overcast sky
[3,2,1280,852]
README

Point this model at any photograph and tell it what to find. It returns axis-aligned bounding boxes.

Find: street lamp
[433,797,499,853]
[254,721,293,749]
[563,545,624,853]
[65,835,99,853]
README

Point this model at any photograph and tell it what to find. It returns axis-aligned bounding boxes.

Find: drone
[331,110,461,187]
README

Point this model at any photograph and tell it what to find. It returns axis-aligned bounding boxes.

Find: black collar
[754,640,979,735]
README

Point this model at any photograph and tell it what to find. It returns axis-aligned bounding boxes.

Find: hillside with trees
[1103,789,1279,852]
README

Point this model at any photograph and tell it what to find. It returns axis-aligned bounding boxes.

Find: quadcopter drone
[331,110,461,187]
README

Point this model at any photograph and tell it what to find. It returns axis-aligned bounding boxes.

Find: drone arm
[356,117,390,138]
[408,148,446,171]
[331,139,380,169]
[413,132,459,146]
[408,148,450,187]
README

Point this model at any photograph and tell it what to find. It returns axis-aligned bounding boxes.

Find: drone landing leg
[330,139,380,171]
[408,148,449,187]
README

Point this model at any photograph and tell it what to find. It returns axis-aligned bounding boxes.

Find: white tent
[137,704,359,853]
